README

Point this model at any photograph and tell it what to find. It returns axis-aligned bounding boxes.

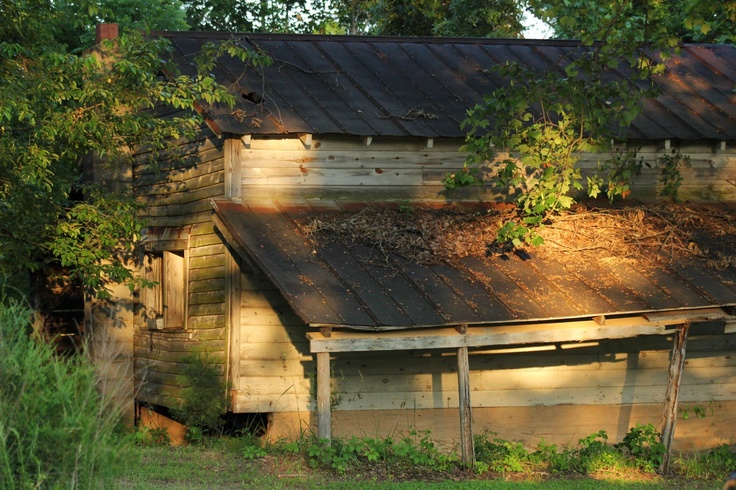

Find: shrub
[171,353,229,442]
[0,294,123,488]
[615,423,666,472]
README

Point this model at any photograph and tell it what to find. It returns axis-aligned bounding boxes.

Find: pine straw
[297,202,736,269]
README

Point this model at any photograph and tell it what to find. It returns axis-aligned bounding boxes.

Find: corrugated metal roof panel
[213,199,736,330]
[155,32,736,141]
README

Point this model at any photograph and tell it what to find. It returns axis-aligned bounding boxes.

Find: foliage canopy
[451,0,723,247]
[0,0,264,297]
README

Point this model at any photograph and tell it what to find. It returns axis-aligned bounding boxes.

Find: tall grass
[0,293,124,488]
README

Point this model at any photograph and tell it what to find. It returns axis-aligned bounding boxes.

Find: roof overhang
[211,198,736,333]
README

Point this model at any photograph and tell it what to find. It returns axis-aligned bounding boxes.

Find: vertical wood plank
[224,137,242,200]
[457,346,474,466]
[317,351,332,442]
[163,251,185,328]
[226,252,241,392]
[660,321,690,474]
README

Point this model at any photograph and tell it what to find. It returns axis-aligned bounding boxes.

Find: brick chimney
[95,23,119,44]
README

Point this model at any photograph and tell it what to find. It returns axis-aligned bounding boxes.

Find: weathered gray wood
[317,351,331,442]
[142,210,215,228]
[188,265,227,282]
[225,137,242,199]
[227,251,242,392]
[306,315,688,353]
[188,243,225,258]
[457,346,474,466]
[187,315,225,330]
[189,290,227,306]
[660,322,690,474]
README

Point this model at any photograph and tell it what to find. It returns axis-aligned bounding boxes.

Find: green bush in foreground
[474,425,666,476]
[0,295,123,489]
[191,427,733,485]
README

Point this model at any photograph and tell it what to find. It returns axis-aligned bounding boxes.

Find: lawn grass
[112,443,726,490]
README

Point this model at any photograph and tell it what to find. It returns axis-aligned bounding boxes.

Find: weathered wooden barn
[90,27,736,463]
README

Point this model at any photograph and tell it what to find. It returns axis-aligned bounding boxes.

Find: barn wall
[233,269,313,414]
[233,134,736,448]
[133,125,229,408]
[239,135,736,202]
[232,246,736,449]
[254,322,736,450]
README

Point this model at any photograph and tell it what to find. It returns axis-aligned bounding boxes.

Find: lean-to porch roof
[212,199,736,330]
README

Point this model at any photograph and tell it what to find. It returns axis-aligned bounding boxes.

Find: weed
[474,426,668,477]
[0,292,124,488]
[615,424,666,472]
[240,436,268,460]
[133,426,171,447]
[474,433,533,473]
[398,200,414,214]
[676,444,736,480]
[681,404,711,420]
[294,429,460,475]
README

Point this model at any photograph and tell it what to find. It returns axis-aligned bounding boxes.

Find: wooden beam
[426,138,434,149]
[643,307,727,324]
[241,134,252,149]
[307,315,679,353]
[316,352,332,442]
[299,133,312,150]
[659,321,690,474]
[225,251,241,394]
[362,136,372,146]
[457,346,474,466]
[224,137,241,200]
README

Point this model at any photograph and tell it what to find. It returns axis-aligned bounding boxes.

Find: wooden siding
[230,133,736,447]
[239,135,736,202]
[133,126,229,407]
[328,331,736,411]
[132,131,736,449]
[234,275,736,447]
[233,255,736,415]
[234,270,314,413]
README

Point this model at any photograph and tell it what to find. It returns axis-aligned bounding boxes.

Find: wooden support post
[457,346,474,466]
[316,351,332,442]
[660,321,690,474]
[225,252,241,394]
[224,137,242,200]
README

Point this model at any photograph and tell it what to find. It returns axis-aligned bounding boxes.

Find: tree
[182,0,335,33]
[436,0,525,38]
[452,0,688,247]
[529,0,735,44]
[0,0,265,296]
[36,0,190,53]
[96,0,189,32]
[369,0,525,37]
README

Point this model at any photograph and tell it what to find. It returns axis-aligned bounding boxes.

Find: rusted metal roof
[212,199,736,330]
[156,32,736,141]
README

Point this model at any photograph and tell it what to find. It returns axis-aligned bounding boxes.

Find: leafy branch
[451,3,680,249]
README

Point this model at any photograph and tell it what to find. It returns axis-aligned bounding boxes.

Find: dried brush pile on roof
[299,202,736,269]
